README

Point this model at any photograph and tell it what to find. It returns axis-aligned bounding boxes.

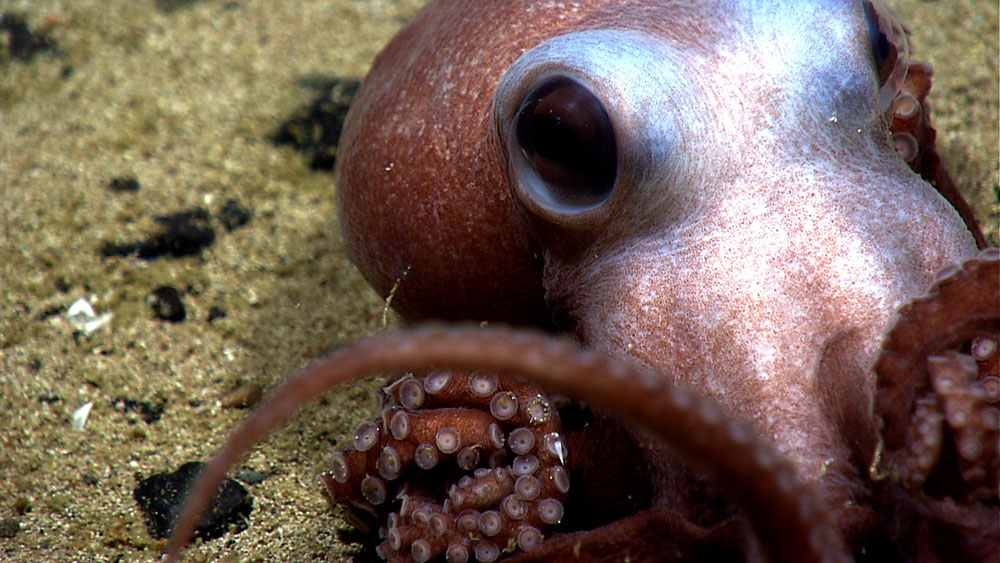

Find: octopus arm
[162,326,849,563]
[874,247,1000,560]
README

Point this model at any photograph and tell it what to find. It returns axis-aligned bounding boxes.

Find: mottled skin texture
[164,1,997,562]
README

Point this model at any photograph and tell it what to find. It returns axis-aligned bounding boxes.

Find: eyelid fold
[862,0,911,112]
[493,30,695,249]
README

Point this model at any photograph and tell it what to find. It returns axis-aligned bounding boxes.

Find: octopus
[164,1,998,562]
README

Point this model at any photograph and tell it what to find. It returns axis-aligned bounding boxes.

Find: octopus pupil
[515,77,617,208]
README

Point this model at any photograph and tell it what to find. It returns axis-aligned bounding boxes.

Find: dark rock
[112,397,166,424]
[234,469,267,485]
[108,176,141,193]
[35,304,63,321]
[153,0,204,13]
[207,306,226,322]
[134,461,252,540]
[217,198,252,231]
[54,276,71,293]
[272,78,360,170]
[101,208,216,259]
[1,13,56,62]
[0,518,20,538]
[148,285,186,322]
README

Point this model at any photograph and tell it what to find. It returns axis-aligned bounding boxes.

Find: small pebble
[71,400,94,431]
[12,497,30,516]
[217,198,252,231]
[108,176,141,192]
[219,383,262,409]
[207,306,227,322]
[148,285,186,322]
[0,518,20,538]
[235,468,268,485]
[66,297,112,335]
[112,397,166,424]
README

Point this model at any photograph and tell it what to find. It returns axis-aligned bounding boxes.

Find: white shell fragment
[66,298,112,335]
[71,400,95,431]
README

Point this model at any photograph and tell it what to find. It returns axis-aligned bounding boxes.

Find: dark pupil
[515,78,617,207]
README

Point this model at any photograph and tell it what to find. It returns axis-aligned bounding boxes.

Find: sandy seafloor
[0,1,996,562]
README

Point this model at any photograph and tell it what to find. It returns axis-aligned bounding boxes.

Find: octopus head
[491,0,977,508]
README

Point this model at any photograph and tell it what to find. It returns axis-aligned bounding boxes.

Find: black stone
[0,518,19,538]
[35,304,63,321]
[271,78,360,170]
[217,198,252,232]
[1,13,56,62]
[112,397,166,424]
[149,285,186,322]
[108,176,141,193]
[134,461,252,541]
[101,207,216,259]
[207,306,227,322]
[234,469,267,485]
[153,0,204,13]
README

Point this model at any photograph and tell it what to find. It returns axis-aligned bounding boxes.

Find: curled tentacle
[873,248,1000,558]
[319,369,569,562]
[162,326,848,563]
[875,248,999,476]
[889,60,988,248]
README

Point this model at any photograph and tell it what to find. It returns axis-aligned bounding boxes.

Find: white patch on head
[706,0,880,155]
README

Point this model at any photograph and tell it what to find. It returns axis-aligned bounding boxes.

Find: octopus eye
[861,0,909,110]
[863,1,892,77]
[512,77,617,211]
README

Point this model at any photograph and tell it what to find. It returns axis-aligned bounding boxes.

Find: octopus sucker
[319,368,574,561]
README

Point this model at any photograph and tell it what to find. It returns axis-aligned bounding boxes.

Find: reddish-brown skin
[165,2,997,562]
[332,1,553,325]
